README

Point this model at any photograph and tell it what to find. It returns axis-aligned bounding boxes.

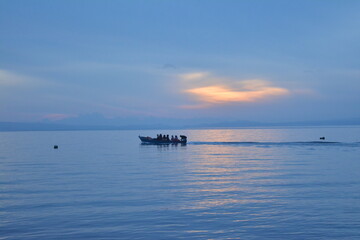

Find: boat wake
[190,141,360,147]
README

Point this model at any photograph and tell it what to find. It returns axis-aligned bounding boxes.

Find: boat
[139,135,187,144]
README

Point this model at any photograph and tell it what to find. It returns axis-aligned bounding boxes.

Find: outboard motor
[180,135,187,143]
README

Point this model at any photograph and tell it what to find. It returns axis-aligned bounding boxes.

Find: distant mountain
[1,118,360,131]
[0,122,98,131]
[0,122,174,131]
[187,119,360,129]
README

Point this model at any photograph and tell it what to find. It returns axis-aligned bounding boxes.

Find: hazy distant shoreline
[1,120,359,132]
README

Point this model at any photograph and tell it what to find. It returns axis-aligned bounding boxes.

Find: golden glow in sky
[179,72,290,108]
[187,84,289,103]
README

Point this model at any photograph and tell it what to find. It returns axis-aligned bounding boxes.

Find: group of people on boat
[139,134,187,144]
[156,134,180,142]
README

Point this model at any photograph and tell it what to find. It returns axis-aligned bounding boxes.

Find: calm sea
[1,126,360,239]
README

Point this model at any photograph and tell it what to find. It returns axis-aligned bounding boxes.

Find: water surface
[1,127,360,239]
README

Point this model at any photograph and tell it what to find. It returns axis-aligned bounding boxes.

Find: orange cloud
[176,71,291,108]
[182,77,289,107]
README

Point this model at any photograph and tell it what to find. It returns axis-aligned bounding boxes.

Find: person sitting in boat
[171,135,174,141]
[174,135,179,142]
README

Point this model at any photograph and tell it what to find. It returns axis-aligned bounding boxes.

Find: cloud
[186,84,289,103]
[162,63,177,69]
[42,113,76,121]
[0,69,45,87]
[0,69,29,86]
[179,103,213,109]
[180,72,210,81]
[178,72,290,108]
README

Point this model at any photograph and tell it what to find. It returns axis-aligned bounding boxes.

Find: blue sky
[1,0,360,125]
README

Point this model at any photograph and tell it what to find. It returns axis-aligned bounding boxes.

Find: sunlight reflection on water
[177,143,288,212]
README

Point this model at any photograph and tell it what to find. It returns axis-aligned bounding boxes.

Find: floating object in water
[319,137,325,140]
[54,145,58,149]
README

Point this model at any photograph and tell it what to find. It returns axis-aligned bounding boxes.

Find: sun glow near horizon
[186,84,289,103]
[178,72,290,108]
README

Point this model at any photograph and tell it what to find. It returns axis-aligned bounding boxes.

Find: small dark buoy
[54,145,58,149]
[319,137,325,140]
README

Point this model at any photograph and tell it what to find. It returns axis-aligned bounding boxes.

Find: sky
[1,0,360,125]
